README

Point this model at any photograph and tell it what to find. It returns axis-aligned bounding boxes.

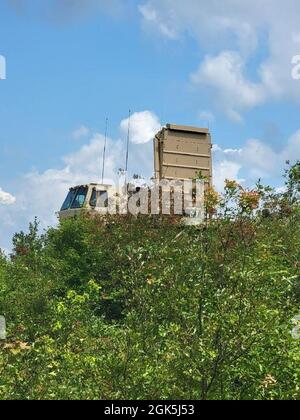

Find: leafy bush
[0,164,300,400]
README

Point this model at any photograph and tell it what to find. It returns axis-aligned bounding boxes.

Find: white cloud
[213,161,243,192]
[139,0,300,118]
[191,51,266,120]
[282,130,300,161]
[72,125,90,140]
[213,130,300,191]
[0,188,16,206]
[138,0,262,52]
[139,3,178,39]
[120,110,161,145]
[240,139,279,178]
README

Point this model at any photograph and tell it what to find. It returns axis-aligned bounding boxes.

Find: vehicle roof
[69,183,113,190]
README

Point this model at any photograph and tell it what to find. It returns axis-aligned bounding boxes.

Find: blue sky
[1,0,300,251]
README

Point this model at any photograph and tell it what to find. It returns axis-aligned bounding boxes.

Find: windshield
[71,187,88,209]
[61,189,77,211]
[61,186,88,211]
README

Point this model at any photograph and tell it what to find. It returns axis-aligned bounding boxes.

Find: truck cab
[58,183,115,220]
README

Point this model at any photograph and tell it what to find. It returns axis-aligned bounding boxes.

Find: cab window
[71,187,88,209]
[99,190,109,208]
[89,189,108,208]
[90,188,97,207]
[61,189,77,211]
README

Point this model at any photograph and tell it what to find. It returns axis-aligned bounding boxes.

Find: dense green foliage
[0,163,300,400]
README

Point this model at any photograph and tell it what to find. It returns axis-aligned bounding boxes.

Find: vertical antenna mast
[101,117,108,184]
[125,109,131,174]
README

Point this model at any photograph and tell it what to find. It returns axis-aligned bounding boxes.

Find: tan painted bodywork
[58,183,116,220]
[154,124,213,185]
